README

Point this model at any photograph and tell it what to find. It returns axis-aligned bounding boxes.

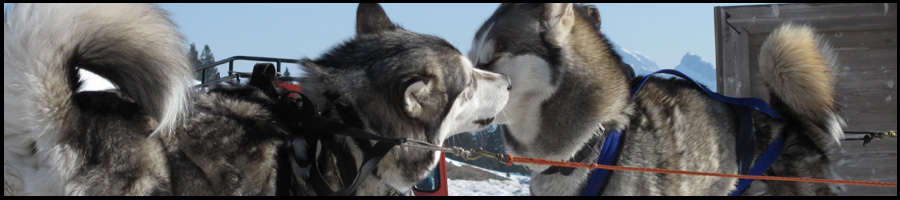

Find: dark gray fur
[64,83,291,195]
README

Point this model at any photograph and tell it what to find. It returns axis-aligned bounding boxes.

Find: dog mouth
[474,117,495,126]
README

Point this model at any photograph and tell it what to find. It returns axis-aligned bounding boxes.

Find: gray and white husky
[470,3,844,195]
[4,3,508,196]
[296,3,510,195]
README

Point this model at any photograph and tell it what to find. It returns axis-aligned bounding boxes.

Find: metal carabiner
[885,130,897,139]
[464,148,508,164]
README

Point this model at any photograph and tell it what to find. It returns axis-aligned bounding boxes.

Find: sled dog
[469,3,844,195]
[295,3,510,195]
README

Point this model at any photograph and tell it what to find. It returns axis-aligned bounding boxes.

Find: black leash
[843,130,897,146]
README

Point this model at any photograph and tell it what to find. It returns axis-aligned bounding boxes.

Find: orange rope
[505,155,897,188]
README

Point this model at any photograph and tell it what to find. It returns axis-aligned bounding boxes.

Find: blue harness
[581,69,785,196]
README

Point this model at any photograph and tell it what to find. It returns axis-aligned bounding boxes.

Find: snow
[632,50,649,59]
[78,69,116,91]
[449,179,530,196]
[446,159,531,196]
[620,48,640,62]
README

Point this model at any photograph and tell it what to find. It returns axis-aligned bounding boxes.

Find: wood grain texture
[716,3,897,196]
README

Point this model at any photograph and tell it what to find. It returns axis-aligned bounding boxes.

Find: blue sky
[5,3,770,87]
[153,3,769,74]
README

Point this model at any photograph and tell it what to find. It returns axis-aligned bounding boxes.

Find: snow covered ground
[446,159,531,196]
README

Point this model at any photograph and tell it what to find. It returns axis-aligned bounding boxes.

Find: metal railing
[194,56,300,88]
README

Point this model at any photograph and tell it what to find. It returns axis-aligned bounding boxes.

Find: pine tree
[189,43,205,81]
[196,44,219,83]
[284,67,291,77]
[188,43,201,68]
[201,45,215,65]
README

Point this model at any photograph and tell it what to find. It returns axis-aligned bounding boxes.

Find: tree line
[189,43,220,83]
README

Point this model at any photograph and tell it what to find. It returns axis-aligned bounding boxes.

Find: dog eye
[402,75,433,89]
[402,77,424,88]
[476,59,496,70]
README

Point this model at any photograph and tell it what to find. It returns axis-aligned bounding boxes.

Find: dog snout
[500,73,512,91]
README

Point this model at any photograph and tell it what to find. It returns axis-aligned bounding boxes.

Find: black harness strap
[291,107,405,196]
[296,114,406,146]
[243,63,404,196]
[315,141,395,196]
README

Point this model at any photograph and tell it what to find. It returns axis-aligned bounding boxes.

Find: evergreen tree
[284,67,291,77]
[194,44,220,83]
[201,45,215,65]
[189,43,204,81]
[188,43,201,68]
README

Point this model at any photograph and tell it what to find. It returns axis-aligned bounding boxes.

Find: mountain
[611,42,659,76]
[612,42,718,92]
[672,52,717,92]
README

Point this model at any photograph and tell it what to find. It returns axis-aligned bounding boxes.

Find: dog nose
[500,73,512,90]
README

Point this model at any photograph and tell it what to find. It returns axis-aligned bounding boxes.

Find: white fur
[489,55,561,164]
[439,56,510,138]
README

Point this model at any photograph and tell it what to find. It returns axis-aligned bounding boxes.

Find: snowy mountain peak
[673,52,717,91]
[679,52,713,70]
[612,42,659,76]
[612,41,717,91]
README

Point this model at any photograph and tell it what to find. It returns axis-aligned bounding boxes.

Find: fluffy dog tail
[4,4,193,141]
[758,23,844,144]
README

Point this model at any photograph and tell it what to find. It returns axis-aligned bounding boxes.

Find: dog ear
[403,79,430,118]
[300,58,320,75]
[581,4,602,29]
[584,4,601,26]
[249,63,278,99]
[357,3,395,35]
[541,3,575,47]
[300,58,332,85]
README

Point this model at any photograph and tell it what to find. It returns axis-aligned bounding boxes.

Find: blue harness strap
[632,69,781,119]
[730,129,785,196]
[734,105,756,176]
[580,129,623,196]
[581,69,784,196]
